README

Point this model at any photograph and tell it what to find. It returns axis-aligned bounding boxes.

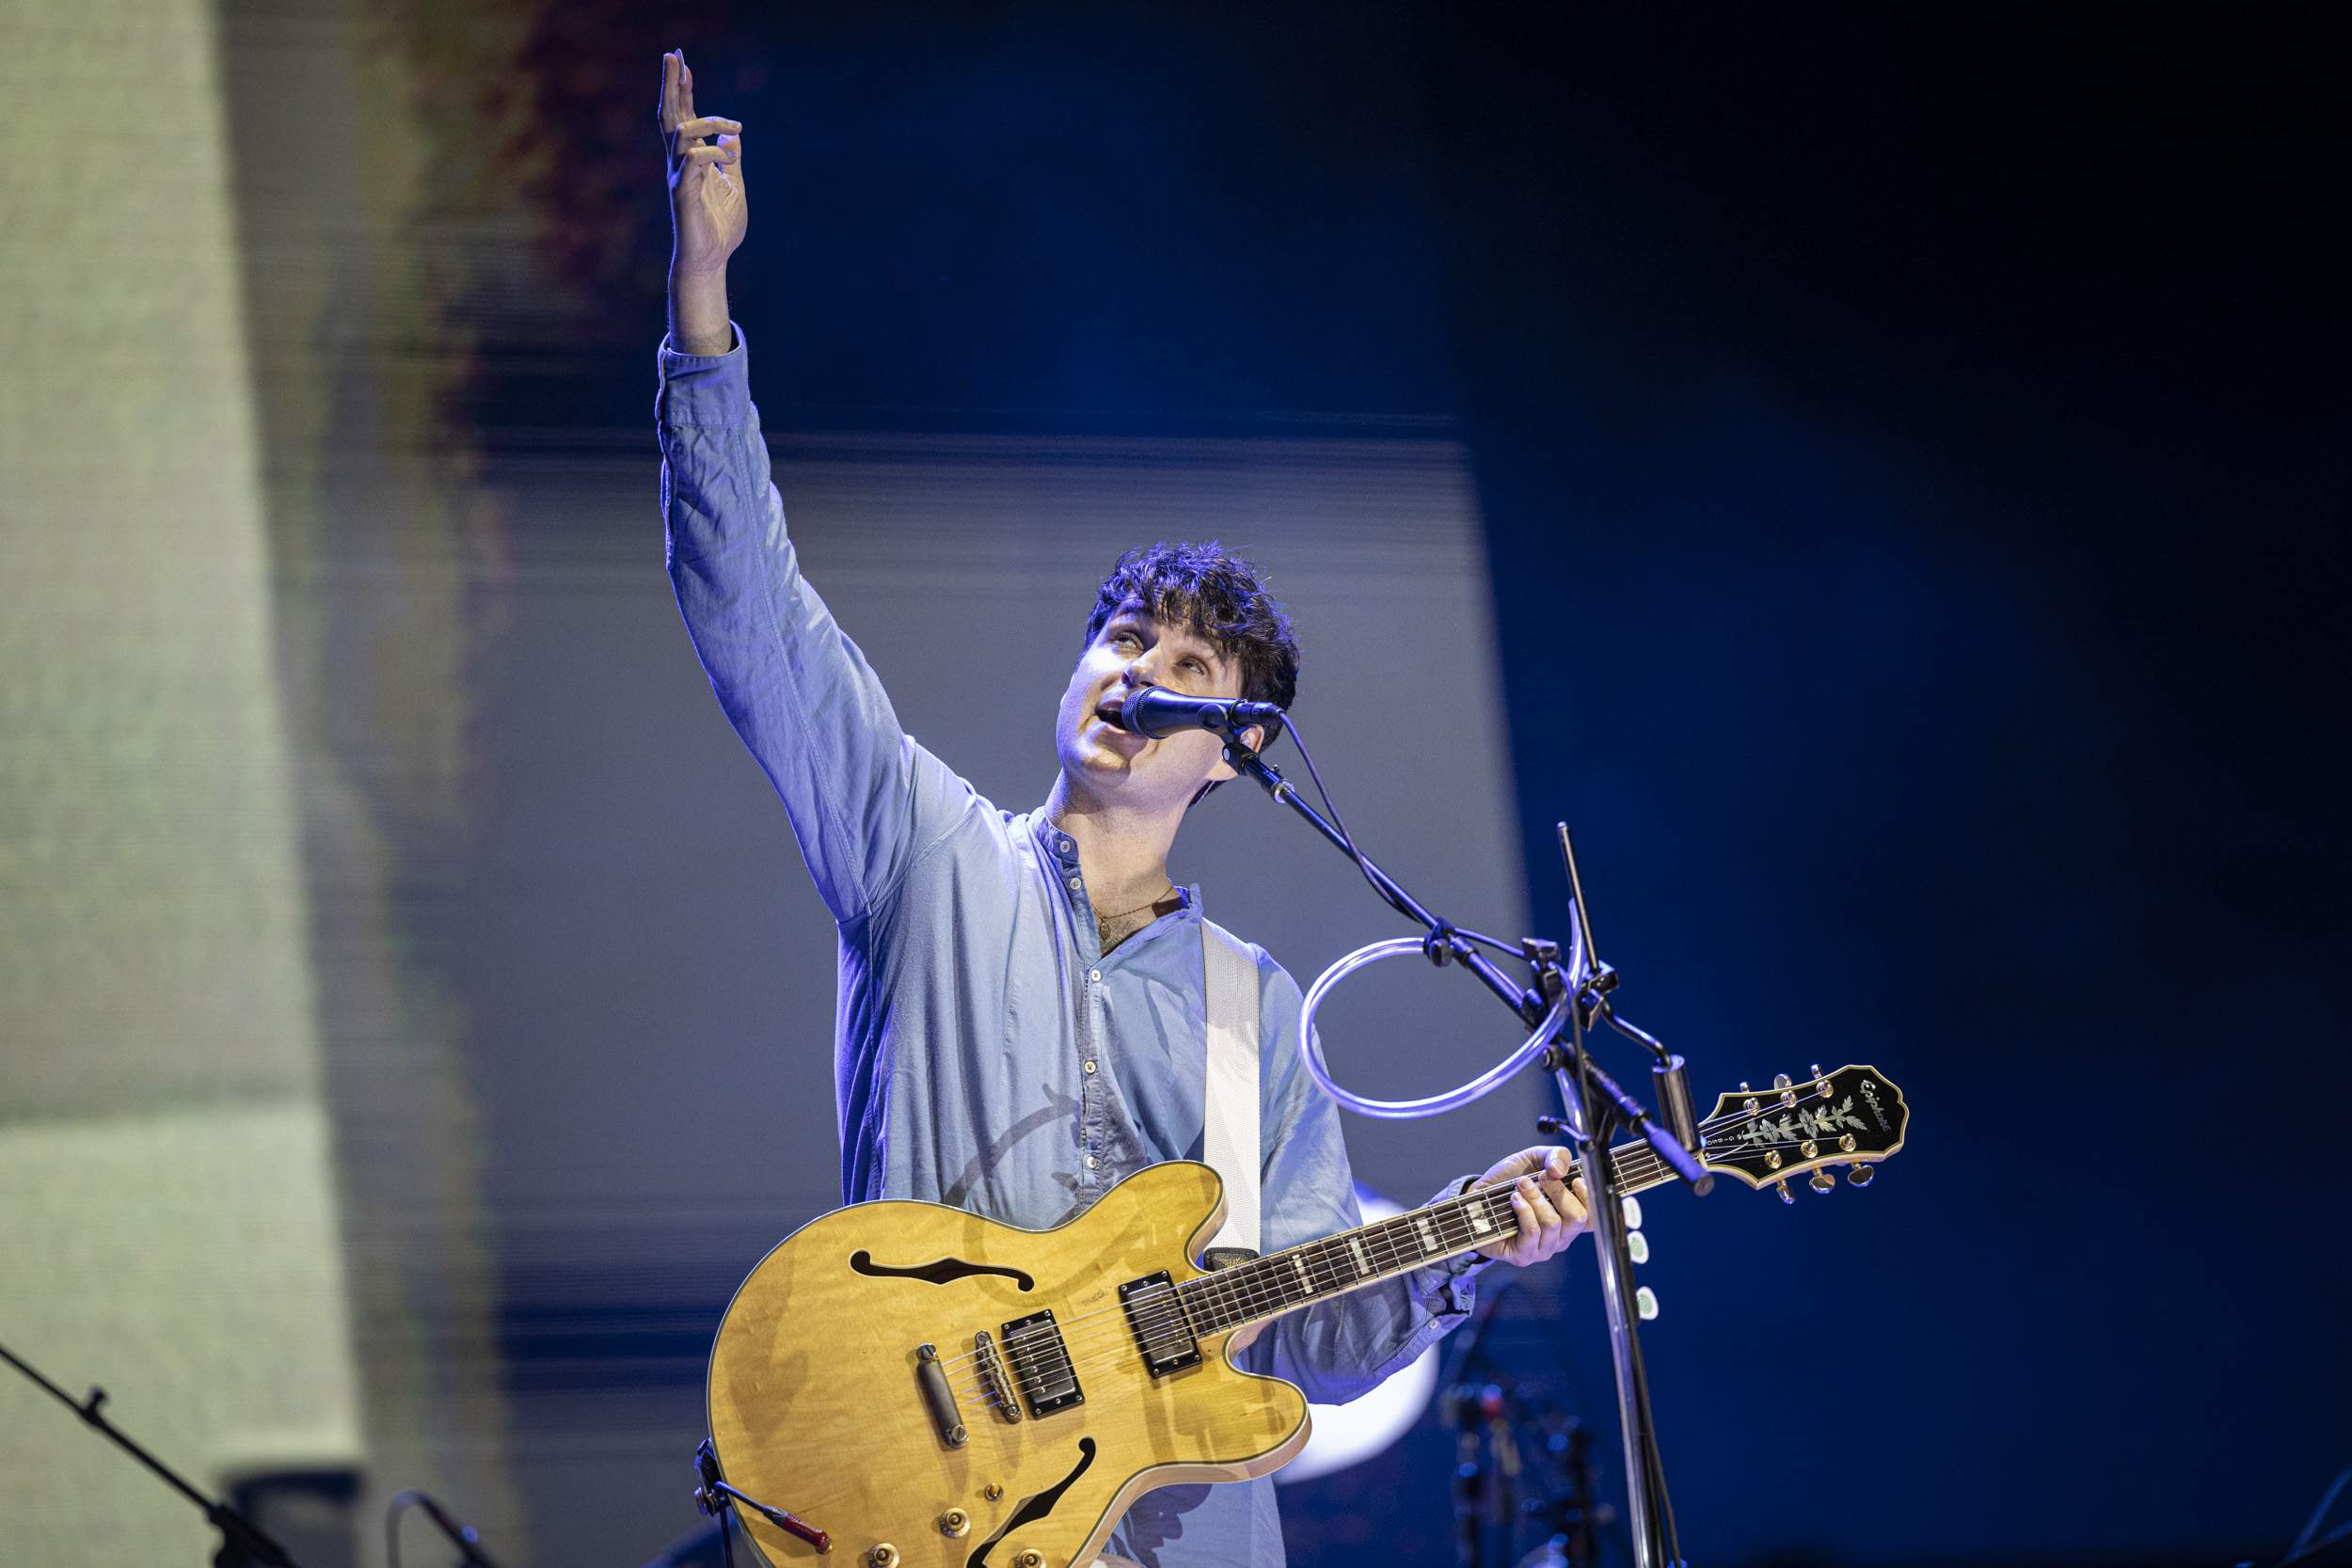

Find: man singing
[653,48,1589,1568]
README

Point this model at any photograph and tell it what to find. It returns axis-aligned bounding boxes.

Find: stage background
[2,4,2344,1567]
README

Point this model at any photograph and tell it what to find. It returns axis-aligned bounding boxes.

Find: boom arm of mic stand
[1228,748,1549,1025]
[1234,745,1713,1195]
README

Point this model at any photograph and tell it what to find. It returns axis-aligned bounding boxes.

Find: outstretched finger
[680,53,696,122]
[660,51,680,131]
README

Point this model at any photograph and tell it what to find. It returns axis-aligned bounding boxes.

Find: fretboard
[1177,1133,1693,1337]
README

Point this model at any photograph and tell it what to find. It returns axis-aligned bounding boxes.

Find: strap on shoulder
[1200,920,1262,1258]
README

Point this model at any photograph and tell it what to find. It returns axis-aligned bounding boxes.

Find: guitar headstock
[1699,1064,1907,1200]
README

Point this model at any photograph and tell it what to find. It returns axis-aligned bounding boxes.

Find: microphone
[1105,686,1285,740]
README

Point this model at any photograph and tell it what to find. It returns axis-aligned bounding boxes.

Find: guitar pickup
[1120,1271,1201,1377]
[1000,1308,1084,1418]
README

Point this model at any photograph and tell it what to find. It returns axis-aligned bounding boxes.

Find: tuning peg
[1809,1063,1824,1084]
[1627,1231,1650,1265]
[1846,1164,1875,1188]
[1808,1170,1836,1195]
[1772,1180,1794,1205]
[1772,1073,1791,1090]
[1620,1195,1644,1231]
[1634,1286,1659,1321]
[1737,1081,1751,1093]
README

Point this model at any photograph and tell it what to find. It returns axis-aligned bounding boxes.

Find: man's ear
[1205,723,1265,784]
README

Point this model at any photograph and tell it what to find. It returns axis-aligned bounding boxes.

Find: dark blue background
[506,5,2349,1562]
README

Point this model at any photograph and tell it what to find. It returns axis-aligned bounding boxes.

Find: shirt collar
[1024,810,1203,922]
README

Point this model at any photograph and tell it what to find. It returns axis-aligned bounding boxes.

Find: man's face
[1055,600,1252,814]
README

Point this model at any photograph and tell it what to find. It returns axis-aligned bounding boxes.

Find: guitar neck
[1178,1135,1687,1338]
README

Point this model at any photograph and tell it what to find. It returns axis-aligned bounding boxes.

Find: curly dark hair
[1081,541,1300,712]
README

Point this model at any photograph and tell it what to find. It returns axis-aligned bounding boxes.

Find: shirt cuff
[656,322,752,427]
[1418,1174,1497,1316]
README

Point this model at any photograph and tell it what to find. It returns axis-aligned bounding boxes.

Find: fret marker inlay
[1347,1238,1372,1278]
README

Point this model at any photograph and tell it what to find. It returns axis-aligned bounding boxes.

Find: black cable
[1278,716,1525,962]
[1279,713,1407,917]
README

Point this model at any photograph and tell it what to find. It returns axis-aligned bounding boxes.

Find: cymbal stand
[0,1339,304,1568]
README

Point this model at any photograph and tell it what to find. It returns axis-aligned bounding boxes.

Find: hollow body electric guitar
[707,1064,1908,1568]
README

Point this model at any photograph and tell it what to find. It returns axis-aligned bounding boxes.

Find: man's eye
[1180,657,1205,674]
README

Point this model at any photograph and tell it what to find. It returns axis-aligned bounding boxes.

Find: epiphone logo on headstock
[1857,1078,1892,1133]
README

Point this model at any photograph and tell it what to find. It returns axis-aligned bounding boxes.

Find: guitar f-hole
[848,1250,1036,1291]
[967,1438,1096,1568]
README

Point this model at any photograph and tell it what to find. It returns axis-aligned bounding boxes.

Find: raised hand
[660,49,745,278]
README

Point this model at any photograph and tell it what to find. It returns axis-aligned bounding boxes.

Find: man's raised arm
[655,49,966,927]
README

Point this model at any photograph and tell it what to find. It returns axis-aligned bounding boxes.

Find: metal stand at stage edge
[1224,715,1708,1568]
[0,1340,303,1568]
[1,1339,512,1568]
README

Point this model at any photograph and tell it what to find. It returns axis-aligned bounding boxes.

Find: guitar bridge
[1000,1308,1084,1418]
[973,1329,1019,1422]
[1119,1271,1200,1377]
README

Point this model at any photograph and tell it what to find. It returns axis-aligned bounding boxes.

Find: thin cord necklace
[1096,882,1177,923]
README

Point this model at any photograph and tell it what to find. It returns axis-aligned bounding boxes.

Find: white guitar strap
[1200,920,1262,1258]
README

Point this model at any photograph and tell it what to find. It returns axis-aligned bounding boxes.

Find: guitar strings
[949,1188,1567,1413]
[938,1177,1526,1393]
[944,1188,1520,1402]
[934,1085,1874,1401]
[934,1086,1867,1400]
[947,1212,1502,1413]
[942,1188,1519,1405]
[932,1182,1509,1383]
[942,1109,1828,1412]
[946,1115,1856,1407]
[950,1177,1635,1411]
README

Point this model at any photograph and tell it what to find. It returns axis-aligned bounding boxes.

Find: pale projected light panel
[0,4,361,1564]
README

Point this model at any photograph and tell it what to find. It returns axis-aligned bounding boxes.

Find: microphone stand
[0,1340,305,1568]
[1225,738,1695,1568]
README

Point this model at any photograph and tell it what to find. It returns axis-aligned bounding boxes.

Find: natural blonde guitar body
[708,1162,1309,1568]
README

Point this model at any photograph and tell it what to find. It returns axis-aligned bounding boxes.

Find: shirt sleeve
[1231,954,1489,1405]
[658,327,975,927]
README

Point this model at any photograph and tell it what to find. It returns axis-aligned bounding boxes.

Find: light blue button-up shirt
[659,330,1486,1567]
